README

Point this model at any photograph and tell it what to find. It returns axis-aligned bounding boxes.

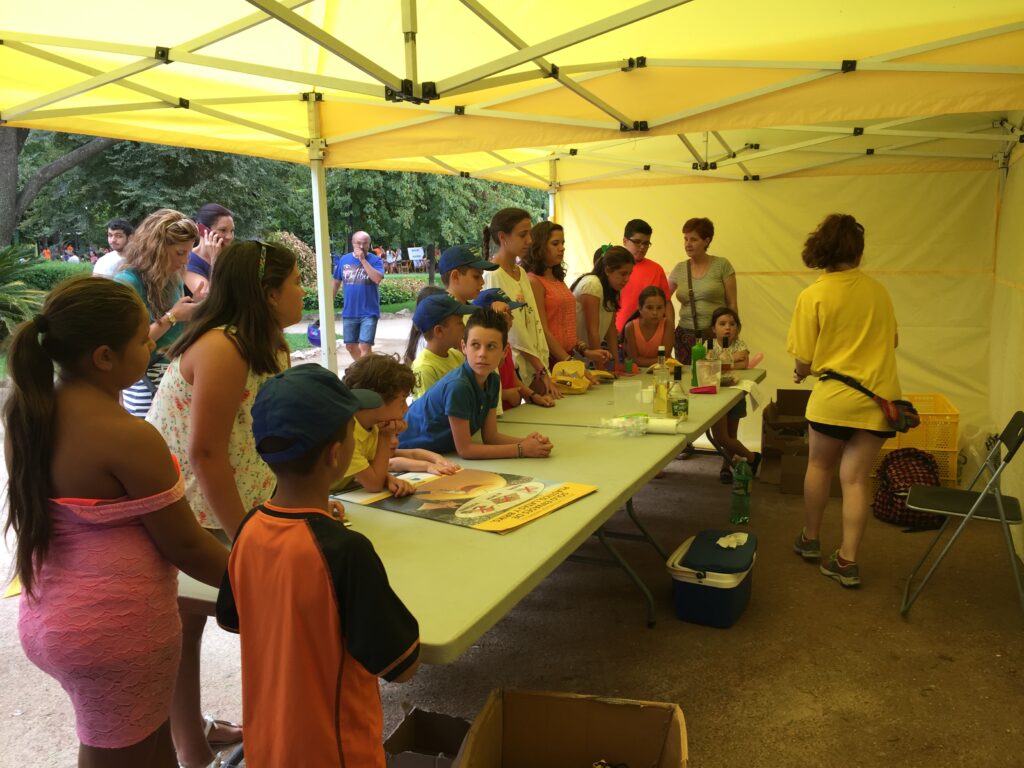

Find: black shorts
[808,420,895,441]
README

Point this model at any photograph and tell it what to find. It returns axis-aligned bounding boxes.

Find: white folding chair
[900,411,1024,616]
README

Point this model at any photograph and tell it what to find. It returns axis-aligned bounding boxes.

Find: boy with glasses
[616,219,674,335]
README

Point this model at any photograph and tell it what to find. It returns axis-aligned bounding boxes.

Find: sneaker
[793,530,821,560]
[820,550,861,587]
[749,451,763,478]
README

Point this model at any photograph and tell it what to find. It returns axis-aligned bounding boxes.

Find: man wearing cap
[218,364,420,768]
[332,230,385,361]
[616,218,674,334]
[439,244,497,304]
[410,293,476,399]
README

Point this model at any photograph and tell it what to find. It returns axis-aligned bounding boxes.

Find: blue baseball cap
[252,364,382,463]
[439,245,497,274]
[412,293,476,333]
[472,287,527,311]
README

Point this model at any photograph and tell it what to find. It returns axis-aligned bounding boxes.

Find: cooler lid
[679,530,758,573]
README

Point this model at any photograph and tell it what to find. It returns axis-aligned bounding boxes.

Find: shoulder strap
[818,370,878,400]
[686,261,699,330]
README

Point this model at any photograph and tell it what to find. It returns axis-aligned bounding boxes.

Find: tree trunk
[0,126,120,247]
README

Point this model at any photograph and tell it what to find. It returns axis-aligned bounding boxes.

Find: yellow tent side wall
[994,153,1024,556]
[558,170,1000,462]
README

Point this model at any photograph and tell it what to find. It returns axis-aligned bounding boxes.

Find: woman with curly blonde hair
[115,209,200,417]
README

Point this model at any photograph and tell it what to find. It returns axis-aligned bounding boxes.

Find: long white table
[179,370,765,664]
[498,368,764,431]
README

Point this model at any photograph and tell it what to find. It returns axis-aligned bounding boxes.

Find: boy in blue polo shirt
[400,308,554,460]
[410,293,476,399]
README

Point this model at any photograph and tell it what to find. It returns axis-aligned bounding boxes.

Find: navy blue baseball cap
[412,293,476,333]
[472,287,527,311]
[439,245,497,274]
[252,364,382,463]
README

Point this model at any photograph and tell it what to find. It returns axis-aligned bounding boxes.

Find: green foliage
[20,260,92,291]
[267,230,319,290]
[0,245,47,341]
[15,131,548,256]
[301,276,426,311]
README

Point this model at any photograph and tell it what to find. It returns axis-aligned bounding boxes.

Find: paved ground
[2,321,1023,766]
[284,312,415,368]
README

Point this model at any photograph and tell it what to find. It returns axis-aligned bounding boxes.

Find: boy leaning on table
[216,364,420,768]
[399,307,554,460]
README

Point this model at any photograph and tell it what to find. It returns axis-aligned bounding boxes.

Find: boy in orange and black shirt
[217,364,420,768]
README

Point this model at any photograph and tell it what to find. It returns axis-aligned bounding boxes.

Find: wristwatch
[163,311,177,326]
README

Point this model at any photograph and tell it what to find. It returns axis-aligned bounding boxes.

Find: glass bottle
[720,334,733,372]
[669,365,689,420]
[652,345,670,416]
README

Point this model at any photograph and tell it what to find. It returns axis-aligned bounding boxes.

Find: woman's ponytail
[4,315,58,597]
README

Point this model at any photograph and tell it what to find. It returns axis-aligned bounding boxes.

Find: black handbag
[818,371,920,433]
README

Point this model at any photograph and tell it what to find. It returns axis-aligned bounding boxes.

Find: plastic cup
[613,378,643,414]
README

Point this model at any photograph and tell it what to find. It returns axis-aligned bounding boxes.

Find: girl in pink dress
[4,278,228,768]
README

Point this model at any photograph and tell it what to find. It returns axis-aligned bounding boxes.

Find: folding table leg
[596,528,657,628]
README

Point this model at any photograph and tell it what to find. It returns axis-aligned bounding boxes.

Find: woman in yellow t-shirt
[787,214,900,589]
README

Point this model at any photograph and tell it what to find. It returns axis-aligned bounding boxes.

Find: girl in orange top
[622,286,675,367]
[524,222,612,369]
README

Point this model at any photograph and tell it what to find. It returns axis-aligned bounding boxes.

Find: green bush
[21,260,92,291]
[302,276,426,311]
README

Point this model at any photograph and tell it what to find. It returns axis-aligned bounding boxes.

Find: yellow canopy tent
[2,2,1022,502]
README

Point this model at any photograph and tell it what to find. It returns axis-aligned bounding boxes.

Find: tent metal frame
[3,2,1022,365]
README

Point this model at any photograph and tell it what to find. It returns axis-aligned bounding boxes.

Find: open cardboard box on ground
[386,709,472,768]
[454,689,687,768]
[763,389,840,497]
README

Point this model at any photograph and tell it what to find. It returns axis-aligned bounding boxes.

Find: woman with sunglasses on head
[114,209,201,417]
[147,240,304,768]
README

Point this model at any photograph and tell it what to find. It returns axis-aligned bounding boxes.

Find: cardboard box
[454,689,687,768]
[761,389,812,457]
[386,709,471,768]
[779,453,841,497]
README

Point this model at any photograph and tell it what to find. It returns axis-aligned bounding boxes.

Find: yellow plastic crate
[882,393,959,452]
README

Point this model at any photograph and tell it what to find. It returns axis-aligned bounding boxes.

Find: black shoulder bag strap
[818,370,879,400]
[686,260,700,332]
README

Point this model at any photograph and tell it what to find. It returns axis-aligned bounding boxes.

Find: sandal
[204,717,243,748]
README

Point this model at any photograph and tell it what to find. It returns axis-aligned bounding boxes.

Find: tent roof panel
[2,1,1021,186]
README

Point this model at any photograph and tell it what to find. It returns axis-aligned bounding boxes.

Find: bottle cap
[657,345,666,354]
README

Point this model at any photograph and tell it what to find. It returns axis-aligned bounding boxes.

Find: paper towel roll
[647,418,685,434]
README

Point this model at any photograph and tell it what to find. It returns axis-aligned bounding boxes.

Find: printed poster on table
[333,469,597,533]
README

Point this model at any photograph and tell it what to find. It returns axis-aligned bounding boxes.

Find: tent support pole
[548,159,557,221]
[306,94,337,373]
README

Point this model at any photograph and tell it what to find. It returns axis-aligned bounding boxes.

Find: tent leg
[307,94,337,373]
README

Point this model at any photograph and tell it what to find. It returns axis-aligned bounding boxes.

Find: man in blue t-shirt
[332,230,385,361]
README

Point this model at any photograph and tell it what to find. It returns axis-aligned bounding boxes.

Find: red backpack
[872,448,943,529]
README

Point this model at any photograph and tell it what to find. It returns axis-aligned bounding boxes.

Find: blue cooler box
[666,530,757,628]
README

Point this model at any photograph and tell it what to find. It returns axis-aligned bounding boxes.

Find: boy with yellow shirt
[410,294,476,399]
[334,355,457,496]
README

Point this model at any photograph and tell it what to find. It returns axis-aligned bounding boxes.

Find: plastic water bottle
[730,459,752,524]
[690,339,706,388]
